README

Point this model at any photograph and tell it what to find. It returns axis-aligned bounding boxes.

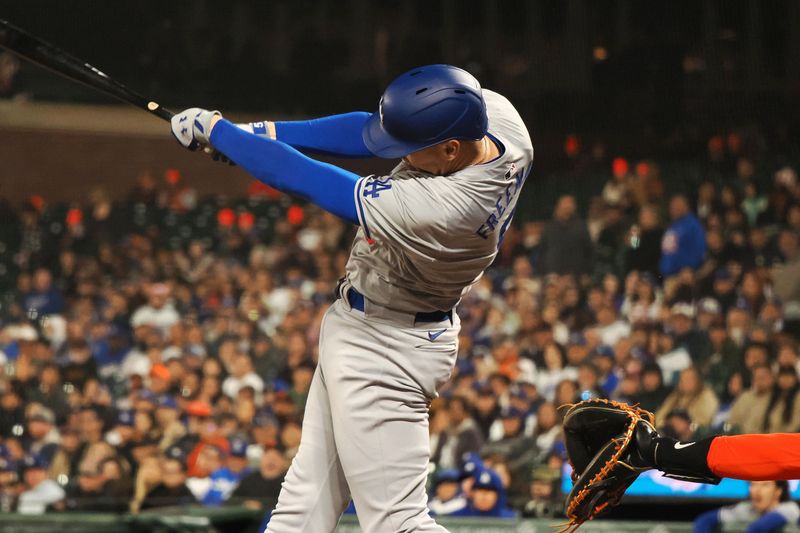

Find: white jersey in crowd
[346,89,534,313]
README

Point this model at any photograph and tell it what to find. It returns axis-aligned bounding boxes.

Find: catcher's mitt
[558,399,656,532]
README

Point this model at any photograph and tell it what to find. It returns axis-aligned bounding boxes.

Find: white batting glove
[171,107,221,151]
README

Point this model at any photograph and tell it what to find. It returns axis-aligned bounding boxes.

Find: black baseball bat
[0,19,173,121]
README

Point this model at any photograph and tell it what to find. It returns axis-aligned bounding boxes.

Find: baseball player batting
[170,64,533,532]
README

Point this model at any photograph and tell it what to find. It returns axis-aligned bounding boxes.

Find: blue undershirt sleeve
[273,112,374,158]
[210,119,360,224]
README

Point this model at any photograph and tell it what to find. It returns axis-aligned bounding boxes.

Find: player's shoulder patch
[361,176,393,199]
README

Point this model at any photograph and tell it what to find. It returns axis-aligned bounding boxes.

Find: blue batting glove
[171,107,221,151]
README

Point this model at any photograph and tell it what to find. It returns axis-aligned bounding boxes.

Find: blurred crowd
[1,132,800,519]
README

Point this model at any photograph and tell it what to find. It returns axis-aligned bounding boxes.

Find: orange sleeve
[708,433,800,480]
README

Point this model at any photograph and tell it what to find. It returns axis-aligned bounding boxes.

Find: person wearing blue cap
[226,437,253,478]
[458,452,485,499]
[200,437,253,506]
[451,467,516,519]
[428,469,467,517]
[17,454,64,514]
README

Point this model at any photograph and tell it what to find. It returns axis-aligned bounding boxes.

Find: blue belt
[343,287,452,324]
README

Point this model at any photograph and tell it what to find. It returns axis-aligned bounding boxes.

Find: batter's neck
[447,136,499,174]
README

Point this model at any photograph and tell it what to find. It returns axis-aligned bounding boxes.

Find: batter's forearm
[210,119,360,224]
[242,112,374,158]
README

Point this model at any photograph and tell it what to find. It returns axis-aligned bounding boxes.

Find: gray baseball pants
[265,292,459,532]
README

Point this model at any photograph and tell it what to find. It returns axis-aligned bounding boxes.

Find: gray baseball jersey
[346,89,534,313]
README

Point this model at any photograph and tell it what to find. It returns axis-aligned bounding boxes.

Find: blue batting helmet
[362,64,488,158]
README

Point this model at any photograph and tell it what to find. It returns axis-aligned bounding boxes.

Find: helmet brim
[362,112,434,159]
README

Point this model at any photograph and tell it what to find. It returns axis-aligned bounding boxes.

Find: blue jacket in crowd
[659,213,706,277]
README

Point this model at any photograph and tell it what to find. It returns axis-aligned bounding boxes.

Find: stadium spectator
[693,481,799,533]
[521,465,561,518]
[229,447,287,511]
[221,353,264,399]
[141,456,195,510]
[762,366,800,433]
[625,205,664,278]
[130,283,179,333]
[727,365,773,433]
[431,397,484,470]
[656,367,719,426]
[21,407,58,463]
[483,406,537,481]
[661,409,695,442]
[428,468,467,516]
[199,437,251,506]
[653,326,692,387]
[22,269,64,318]
[534,343,576,402]
[16,455,64,514]
[64,456,129,512]
[452,468,517,518]
[660,195,706,278]
[530,402,560,452]
[472,386,501,441]
[621,272,661,323]
[771,230,800,310]
[537,196,593,278]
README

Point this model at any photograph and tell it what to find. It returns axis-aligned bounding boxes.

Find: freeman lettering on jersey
[475,164,529,240]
